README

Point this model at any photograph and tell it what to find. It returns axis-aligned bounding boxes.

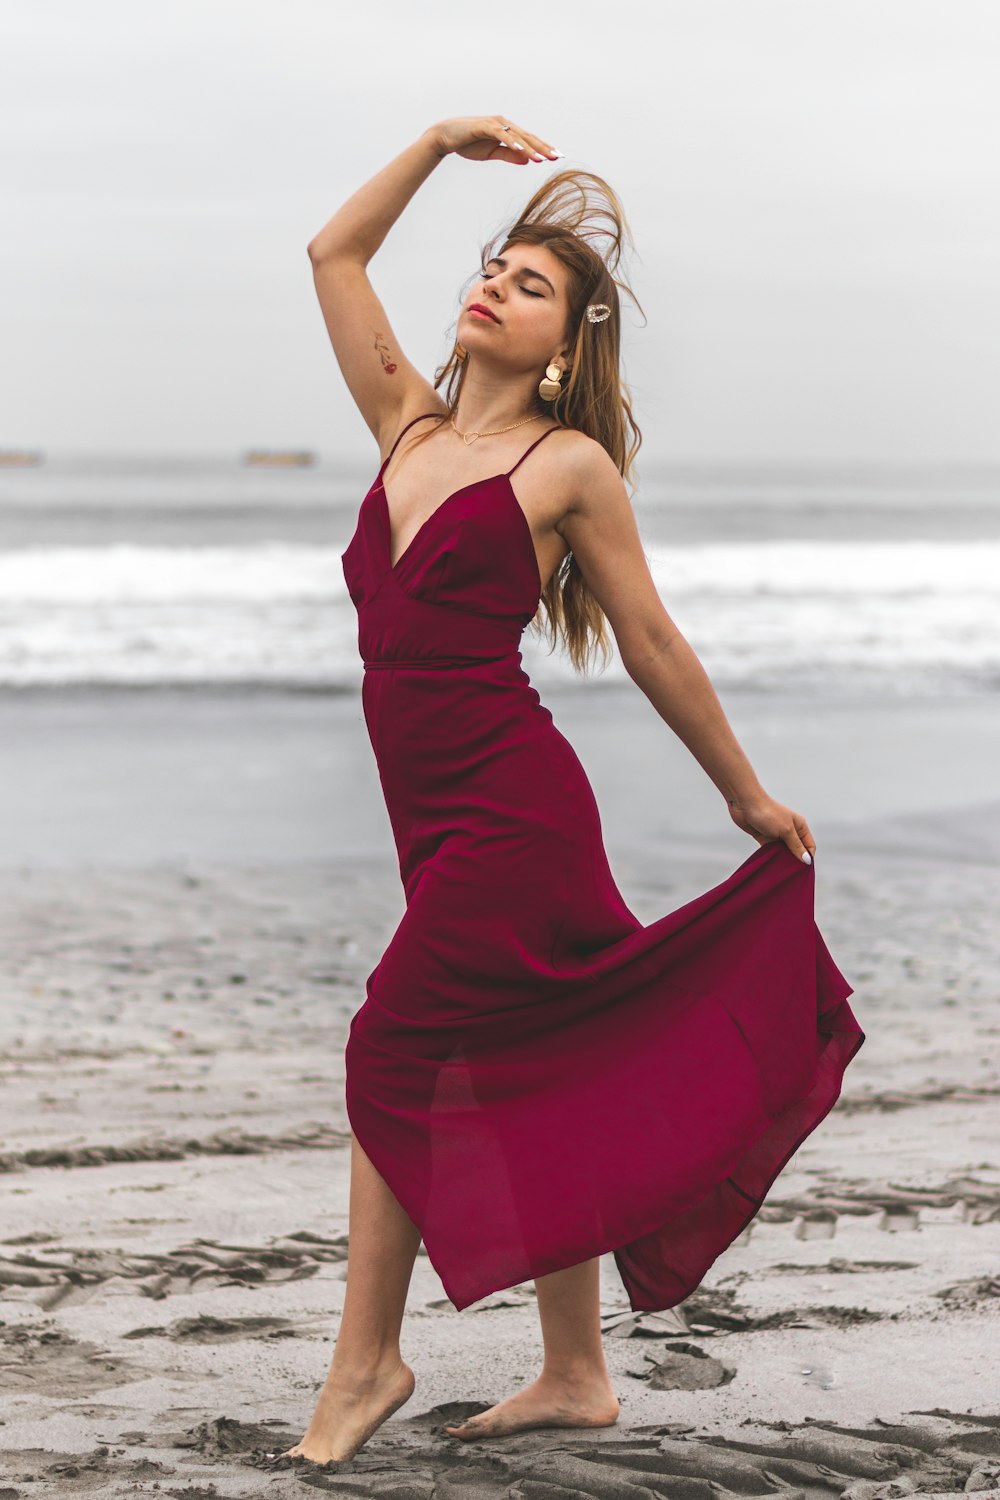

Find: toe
[444,1420,479,1438]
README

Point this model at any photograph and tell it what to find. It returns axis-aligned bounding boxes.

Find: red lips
[469,302,500,323]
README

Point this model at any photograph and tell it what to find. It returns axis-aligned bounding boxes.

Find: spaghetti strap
[380,413,442,475]
[506,425,562,478]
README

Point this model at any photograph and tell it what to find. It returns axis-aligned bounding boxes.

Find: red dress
[341,413,865,1312]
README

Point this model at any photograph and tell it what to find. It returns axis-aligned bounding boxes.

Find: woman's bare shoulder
[554,429,627,504]
[375,395,449,461]
[537,425,612,469]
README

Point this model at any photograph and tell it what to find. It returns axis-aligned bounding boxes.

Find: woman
[278,115,864,1467]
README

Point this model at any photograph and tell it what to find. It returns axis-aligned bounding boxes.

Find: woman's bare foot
[278,1357,415,1465]
[443,1369,620,1441]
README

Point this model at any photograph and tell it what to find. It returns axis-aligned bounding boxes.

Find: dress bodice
[342,414,559,668]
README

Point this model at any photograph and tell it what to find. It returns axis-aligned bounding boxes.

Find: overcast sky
[4,0,999,465]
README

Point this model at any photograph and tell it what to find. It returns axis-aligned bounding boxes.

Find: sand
[1,685,998,1497]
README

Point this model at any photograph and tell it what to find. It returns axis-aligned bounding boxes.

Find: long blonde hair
[413,170,644,675]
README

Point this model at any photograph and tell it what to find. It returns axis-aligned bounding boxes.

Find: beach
[2,676,999,1496]
[2,452,998,1493]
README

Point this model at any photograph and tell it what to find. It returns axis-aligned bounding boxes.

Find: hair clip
[585,303,611,324]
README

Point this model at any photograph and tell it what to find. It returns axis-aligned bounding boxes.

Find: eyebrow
[485,255,556,295]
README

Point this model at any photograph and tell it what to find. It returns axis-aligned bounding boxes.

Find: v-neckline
[379,474,542,603]
[379,472,509,576]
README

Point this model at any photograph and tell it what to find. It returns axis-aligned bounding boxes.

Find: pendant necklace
[450,411,538,447]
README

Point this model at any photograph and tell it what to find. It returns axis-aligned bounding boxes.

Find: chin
[463,328,508,355]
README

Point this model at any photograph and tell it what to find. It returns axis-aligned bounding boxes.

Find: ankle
[538,1357,611,1388]
[327,1349,407,1385]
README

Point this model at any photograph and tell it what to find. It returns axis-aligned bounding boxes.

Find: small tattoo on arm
[374,332,397,375]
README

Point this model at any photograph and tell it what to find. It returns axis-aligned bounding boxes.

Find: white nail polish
[801,850,812,865]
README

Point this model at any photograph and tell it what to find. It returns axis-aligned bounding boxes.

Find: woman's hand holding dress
[727,793,816,864]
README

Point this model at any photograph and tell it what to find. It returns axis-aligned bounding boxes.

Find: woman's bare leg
[444,1256,620,1440]
[279,1132,422,1463]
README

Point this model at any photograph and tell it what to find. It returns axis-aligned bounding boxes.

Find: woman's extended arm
[624,632,815,862]
[305,117,560,445]
[558,442,817,863]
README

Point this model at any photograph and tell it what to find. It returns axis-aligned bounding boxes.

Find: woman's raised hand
[428,115,562,165]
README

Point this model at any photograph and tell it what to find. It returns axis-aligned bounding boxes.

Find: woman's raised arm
[306,118,561,448]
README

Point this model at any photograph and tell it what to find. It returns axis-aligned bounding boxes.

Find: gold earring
[455,341,468,361]
[538,362,563,402]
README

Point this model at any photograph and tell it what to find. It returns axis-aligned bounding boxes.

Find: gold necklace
[450,410,539,447]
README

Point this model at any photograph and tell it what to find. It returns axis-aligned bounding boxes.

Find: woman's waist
[363,649,520,672]
[356,604,527,668]
[361,654,556,742]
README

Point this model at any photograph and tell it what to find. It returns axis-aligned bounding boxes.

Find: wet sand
[1,686,998,1495]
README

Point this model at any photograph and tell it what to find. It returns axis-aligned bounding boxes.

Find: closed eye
[479,268,543,297]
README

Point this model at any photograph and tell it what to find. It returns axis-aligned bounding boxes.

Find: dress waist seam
[363,651,518,671]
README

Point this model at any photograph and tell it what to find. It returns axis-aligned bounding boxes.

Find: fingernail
[550,148,564,157]
[801,851,813,865]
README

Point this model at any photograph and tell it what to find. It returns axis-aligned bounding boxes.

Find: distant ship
[0,450,43,466]
[243,450,316,467]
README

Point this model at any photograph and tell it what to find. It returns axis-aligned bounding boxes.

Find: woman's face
[460,243,572,369]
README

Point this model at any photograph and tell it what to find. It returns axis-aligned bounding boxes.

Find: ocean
[2,452,998,699]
